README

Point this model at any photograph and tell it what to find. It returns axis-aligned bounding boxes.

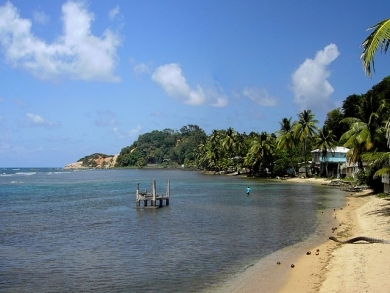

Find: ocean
[0,168,345,292]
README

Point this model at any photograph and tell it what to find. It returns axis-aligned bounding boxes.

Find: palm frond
[374,167,390,178]
[361,18,390,76]
[340,117,361,125]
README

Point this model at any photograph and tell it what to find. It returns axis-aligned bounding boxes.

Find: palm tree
[361,18,390,77]
[222,127,237,158]
[244,132,275,175]
[276,117,297,175]
[313,127,337,177]
[200,130,222,171]
[221,128,246,172]
[279,117,293,133]
[340,118,377,169]
[340,97,387,169]
[292,110,319,177]
[361,19,390,150]
[362,150,390,178]
[276,117,296,149]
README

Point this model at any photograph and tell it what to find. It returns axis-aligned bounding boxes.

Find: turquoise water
[0,168,345,292]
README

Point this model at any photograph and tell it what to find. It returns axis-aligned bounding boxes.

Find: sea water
[0,168,345,292]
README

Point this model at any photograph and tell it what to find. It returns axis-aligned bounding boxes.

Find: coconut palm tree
[361,18,390,77]
[361,19,390,150]
[292,110,319,177]
[276,117,298,175]
[244,132,275,175]
[276,117,296,150]
[200,129,223,171]
[340,97,387,169]
[221,127,246,172]
[313,127,337,177]
[222,127,237,158]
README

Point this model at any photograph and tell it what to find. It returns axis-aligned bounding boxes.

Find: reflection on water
[0,169,345,292]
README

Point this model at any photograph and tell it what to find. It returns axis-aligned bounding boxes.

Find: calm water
[0,168,345,292]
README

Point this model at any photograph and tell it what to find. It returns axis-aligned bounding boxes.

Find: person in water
[246,186,251,195]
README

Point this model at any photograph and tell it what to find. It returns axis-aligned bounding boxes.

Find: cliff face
[64,154,119,169]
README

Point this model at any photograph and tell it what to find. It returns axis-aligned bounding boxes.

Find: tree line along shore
[66,76,390,194]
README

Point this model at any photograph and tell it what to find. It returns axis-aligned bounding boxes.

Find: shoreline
[213,177,390,293]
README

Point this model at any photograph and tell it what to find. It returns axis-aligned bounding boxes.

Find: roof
[311,146,349,153]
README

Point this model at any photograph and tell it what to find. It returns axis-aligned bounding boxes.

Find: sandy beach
[217,177,390,293]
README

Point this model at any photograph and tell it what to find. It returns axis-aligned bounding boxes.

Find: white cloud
[0,1,121,82]
[133,62,150,75]
[243,86,277,107]
[113,125,141,140]
[290,44,339,112]
[109,5,120,20]
[204,88,228,107]
[33,9,49,25]
[24,113,59,128]
[211,96,228,107]
[152,63,205,105]
[152,63,228,107]
[129,58,152,76]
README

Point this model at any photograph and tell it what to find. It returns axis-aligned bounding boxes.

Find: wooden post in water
[152,179,156,207]
[166,179,170,206]
[136,182,140,207]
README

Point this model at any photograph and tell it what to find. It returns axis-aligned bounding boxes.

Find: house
[311,147,349,177]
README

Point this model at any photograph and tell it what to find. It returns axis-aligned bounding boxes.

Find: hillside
[64,153,118,169]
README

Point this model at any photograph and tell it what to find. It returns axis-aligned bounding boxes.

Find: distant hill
[64,153,118,169]
[64,125,207,169]
[115,124,207,168]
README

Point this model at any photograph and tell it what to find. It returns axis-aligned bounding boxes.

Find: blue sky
[1,0,390,167]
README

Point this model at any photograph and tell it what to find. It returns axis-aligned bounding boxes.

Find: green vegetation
[112,76,390,193]
[361,18,390,77]
[115,125,207,168]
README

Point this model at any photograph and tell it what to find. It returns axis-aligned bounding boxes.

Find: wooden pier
[136,179,170,209]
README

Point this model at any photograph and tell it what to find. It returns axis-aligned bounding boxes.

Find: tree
[323,108,348,141]
[292,110,319,177]
[313,127,337,177]
[221,127,237,158]
[361,18,390,76]
[275,117,298,175]
[340,118,378,170]
[244,132,275,175]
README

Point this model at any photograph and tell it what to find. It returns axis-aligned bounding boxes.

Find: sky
[1,0,390,167]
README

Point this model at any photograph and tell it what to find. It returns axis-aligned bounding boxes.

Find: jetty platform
[136,179,170,209]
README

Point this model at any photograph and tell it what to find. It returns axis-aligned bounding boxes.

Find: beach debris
[291,264,295,268]
[329,236,390,244]
[277,261,281,265]
[306,251,311,255]
[315,249,320,255]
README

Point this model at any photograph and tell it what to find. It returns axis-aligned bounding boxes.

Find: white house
[311,147,349,177]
